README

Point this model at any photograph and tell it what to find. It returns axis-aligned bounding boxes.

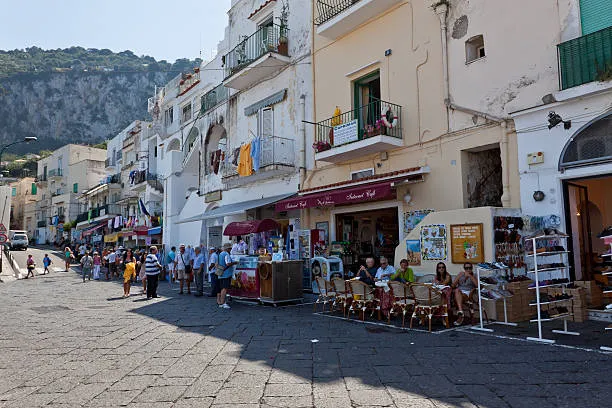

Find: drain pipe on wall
[299,94,307,190]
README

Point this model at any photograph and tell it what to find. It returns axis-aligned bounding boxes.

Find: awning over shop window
[276,182,395,211]
[177,192,295,224]
[244,89,287,116]
[134,226,149,236]
[83,224,104,237]
[119,230,134,237]
[148,226,162,235]
[223,219,280,236]
[104,233,118,243]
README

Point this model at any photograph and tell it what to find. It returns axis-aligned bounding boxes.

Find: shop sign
[92,235,102,243]
[205,190,222,203]
[104,233,118,243]
[333,119,358,146]
[276,182,395,211]
[406,239,421,266]
[450,223,484,264]
[420,225,447,261]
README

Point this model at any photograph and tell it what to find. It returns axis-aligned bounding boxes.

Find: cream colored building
[287,0,575,273]
[9,177,37,231]
[35,145,106,244]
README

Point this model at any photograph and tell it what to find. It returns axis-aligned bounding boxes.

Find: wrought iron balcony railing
[222,136,295,179]
[201,84,229,114]
[558,25,612,90]
[314,99,402,150]
[223,24,289,79]
[75,204,121,223]
[315,0,362,25]
[48,168,63,178]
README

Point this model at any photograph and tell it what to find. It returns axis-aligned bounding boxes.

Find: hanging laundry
[108,219,112,229]
[114,216,120,229]
[231,147,241,166]
[237,143,253,176]
[251,136,261,172]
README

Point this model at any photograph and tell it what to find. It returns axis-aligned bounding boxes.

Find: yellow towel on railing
[237,143,253,176]
[331,106,342,126]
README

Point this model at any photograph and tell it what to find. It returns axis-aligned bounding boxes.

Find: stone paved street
[1,254,611,407]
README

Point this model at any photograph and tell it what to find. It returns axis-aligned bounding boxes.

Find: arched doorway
[205,123,227,176]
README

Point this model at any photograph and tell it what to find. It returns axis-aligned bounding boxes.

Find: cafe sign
[275,182,395,211]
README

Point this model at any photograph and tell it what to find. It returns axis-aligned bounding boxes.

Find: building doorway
[563,174,612,281]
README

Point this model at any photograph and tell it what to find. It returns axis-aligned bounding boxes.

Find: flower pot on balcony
[277,39,288,56]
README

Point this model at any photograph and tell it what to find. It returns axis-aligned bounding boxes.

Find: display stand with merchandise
[526,233,578,344]
[470,265,516,333]
[599,233,612,352]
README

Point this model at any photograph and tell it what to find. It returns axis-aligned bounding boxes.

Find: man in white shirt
[375,257,395,281]
[107,249,117,280]
[192,246,206,297]
[174,244,192,295]
[207,247,219,297]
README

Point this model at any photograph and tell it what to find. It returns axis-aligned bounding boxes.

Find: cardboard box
[574,281,603,308]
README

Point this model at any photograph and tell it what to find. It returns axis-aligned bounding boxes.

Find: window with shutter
[580,0,612,35]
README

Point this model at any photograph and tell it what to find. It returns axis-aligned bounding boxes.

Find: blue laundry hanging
[251,136,261,172]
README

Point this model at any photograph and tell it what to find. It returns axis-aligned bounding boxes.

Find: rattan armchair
[314,276,336,313]
[331,277,351,317]
[410,283,449,331]
[387,281,415,327]
[347,280,379,321]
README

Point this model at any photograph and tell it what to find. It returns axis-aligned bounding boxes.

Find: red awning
[223,219,280,236]
[134,226,149,236]
[275,182,395,212]
[83,224,104,236]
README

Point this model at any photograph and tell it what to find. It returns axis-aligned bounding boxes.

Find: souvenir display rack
[526,233,579,344]
[599,233,612,352]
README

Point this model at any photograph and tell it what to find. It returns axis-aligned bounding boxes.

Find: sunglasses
[464,266,473,270]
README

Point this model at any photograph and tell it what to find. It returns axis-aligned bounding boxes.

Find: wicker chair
[313,276,336,313]
[387,281,415,327]
[410,283,449,332]
[331,277,351,317]
[416,274,436,283]
[465,288,488,325]
[347,280,379,321]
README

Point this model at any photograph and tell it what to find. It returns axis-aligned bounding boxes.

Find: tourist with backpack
[80,251,94,282]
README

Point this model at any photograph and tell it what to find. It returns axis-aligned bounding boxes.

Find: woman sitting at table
[434,262,452,286]
[390,259,414,283]
[356,257,377,286]
[452,262,478,325]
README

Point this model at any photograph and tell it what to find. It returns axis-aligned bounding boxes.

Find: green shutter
[580,0,612,35]
[73,183,78,193]
[11,187,16,196]
[31,183,37,195]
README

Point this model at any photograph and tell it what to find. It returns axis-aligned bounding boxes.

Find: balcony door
[353,71,381,139]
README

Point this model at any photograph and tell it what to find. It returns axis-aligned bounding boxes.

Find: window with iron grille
[559,112,612,170]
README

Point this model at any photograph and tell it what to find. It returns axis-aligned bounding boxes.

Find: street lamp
[0,136,38,175]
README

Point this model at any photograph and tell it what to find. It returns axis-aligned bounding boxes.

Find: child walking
[42,254,52,274]
[123,260,136,298]
[25,254,36,278]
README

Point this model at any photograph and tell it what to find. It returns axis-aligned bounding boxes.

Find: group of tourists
[57,241,237,307]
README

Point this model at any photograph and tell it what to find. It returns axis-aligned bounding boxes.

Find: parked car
[9,234,29,250]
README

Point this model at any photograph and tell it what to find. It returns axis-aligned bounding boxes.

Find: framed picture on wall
[450,223,484,264]
[316,221,329,244]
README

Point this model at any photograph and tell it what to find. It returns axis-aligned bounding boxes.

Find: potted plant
[277,1,289,55]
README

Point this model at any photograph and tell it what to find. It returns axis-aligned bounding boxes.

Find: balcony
[122,134,135,149]
[48,168,63,180]
[222,136,295,188]
[315,0,402,39]
[201,84,229,114]
[223,24,290,90]
[558,26,612,90]
[35,174,47,185]
[178,69,201,96]
[75,204,122,224]
[314,99,403,163]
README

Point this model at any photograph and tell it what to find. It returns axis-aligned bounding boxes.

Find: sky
[0,0,232,62]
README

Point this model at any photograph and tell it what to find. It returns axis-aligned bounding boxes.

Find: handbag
[215,264,225,277]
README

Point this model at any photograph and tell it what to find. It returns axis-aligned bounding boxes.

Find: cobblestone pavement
[1,259,611,408]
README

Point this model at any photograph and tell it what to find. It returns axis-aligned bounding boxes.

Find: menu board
[333,119,358,146]
[450,223,484,264]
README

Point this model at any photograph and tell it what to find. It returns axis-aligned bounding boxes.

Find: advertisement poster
[450,223,484,263]
[420,224,447,261]
[404,209,434,234]
[333,119,358,146]
[315,221,329,245]
[406,239,421,266]
[229,256,260,299]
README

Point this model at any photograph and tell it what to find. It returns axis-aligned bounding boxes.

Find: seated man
[356,257,377,286]
[452,262,478,325]
[375,257,395,281]
[390,259,414,283]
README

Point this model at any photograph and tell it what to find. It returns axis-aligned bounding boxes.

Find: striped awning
[244,89,287,116]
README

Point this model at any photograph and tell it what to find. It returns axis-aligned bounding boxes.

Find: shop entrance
[563,173,612,281]
[335,207,399,273]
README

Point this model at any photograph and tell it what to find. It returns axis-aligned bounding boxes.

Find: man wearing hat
[217,243,237,309]
[207,246,219,297]
[192,246,207,297]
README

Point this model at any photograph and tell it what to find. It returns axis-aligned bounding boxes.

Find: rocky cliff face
[0,71,174,153]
